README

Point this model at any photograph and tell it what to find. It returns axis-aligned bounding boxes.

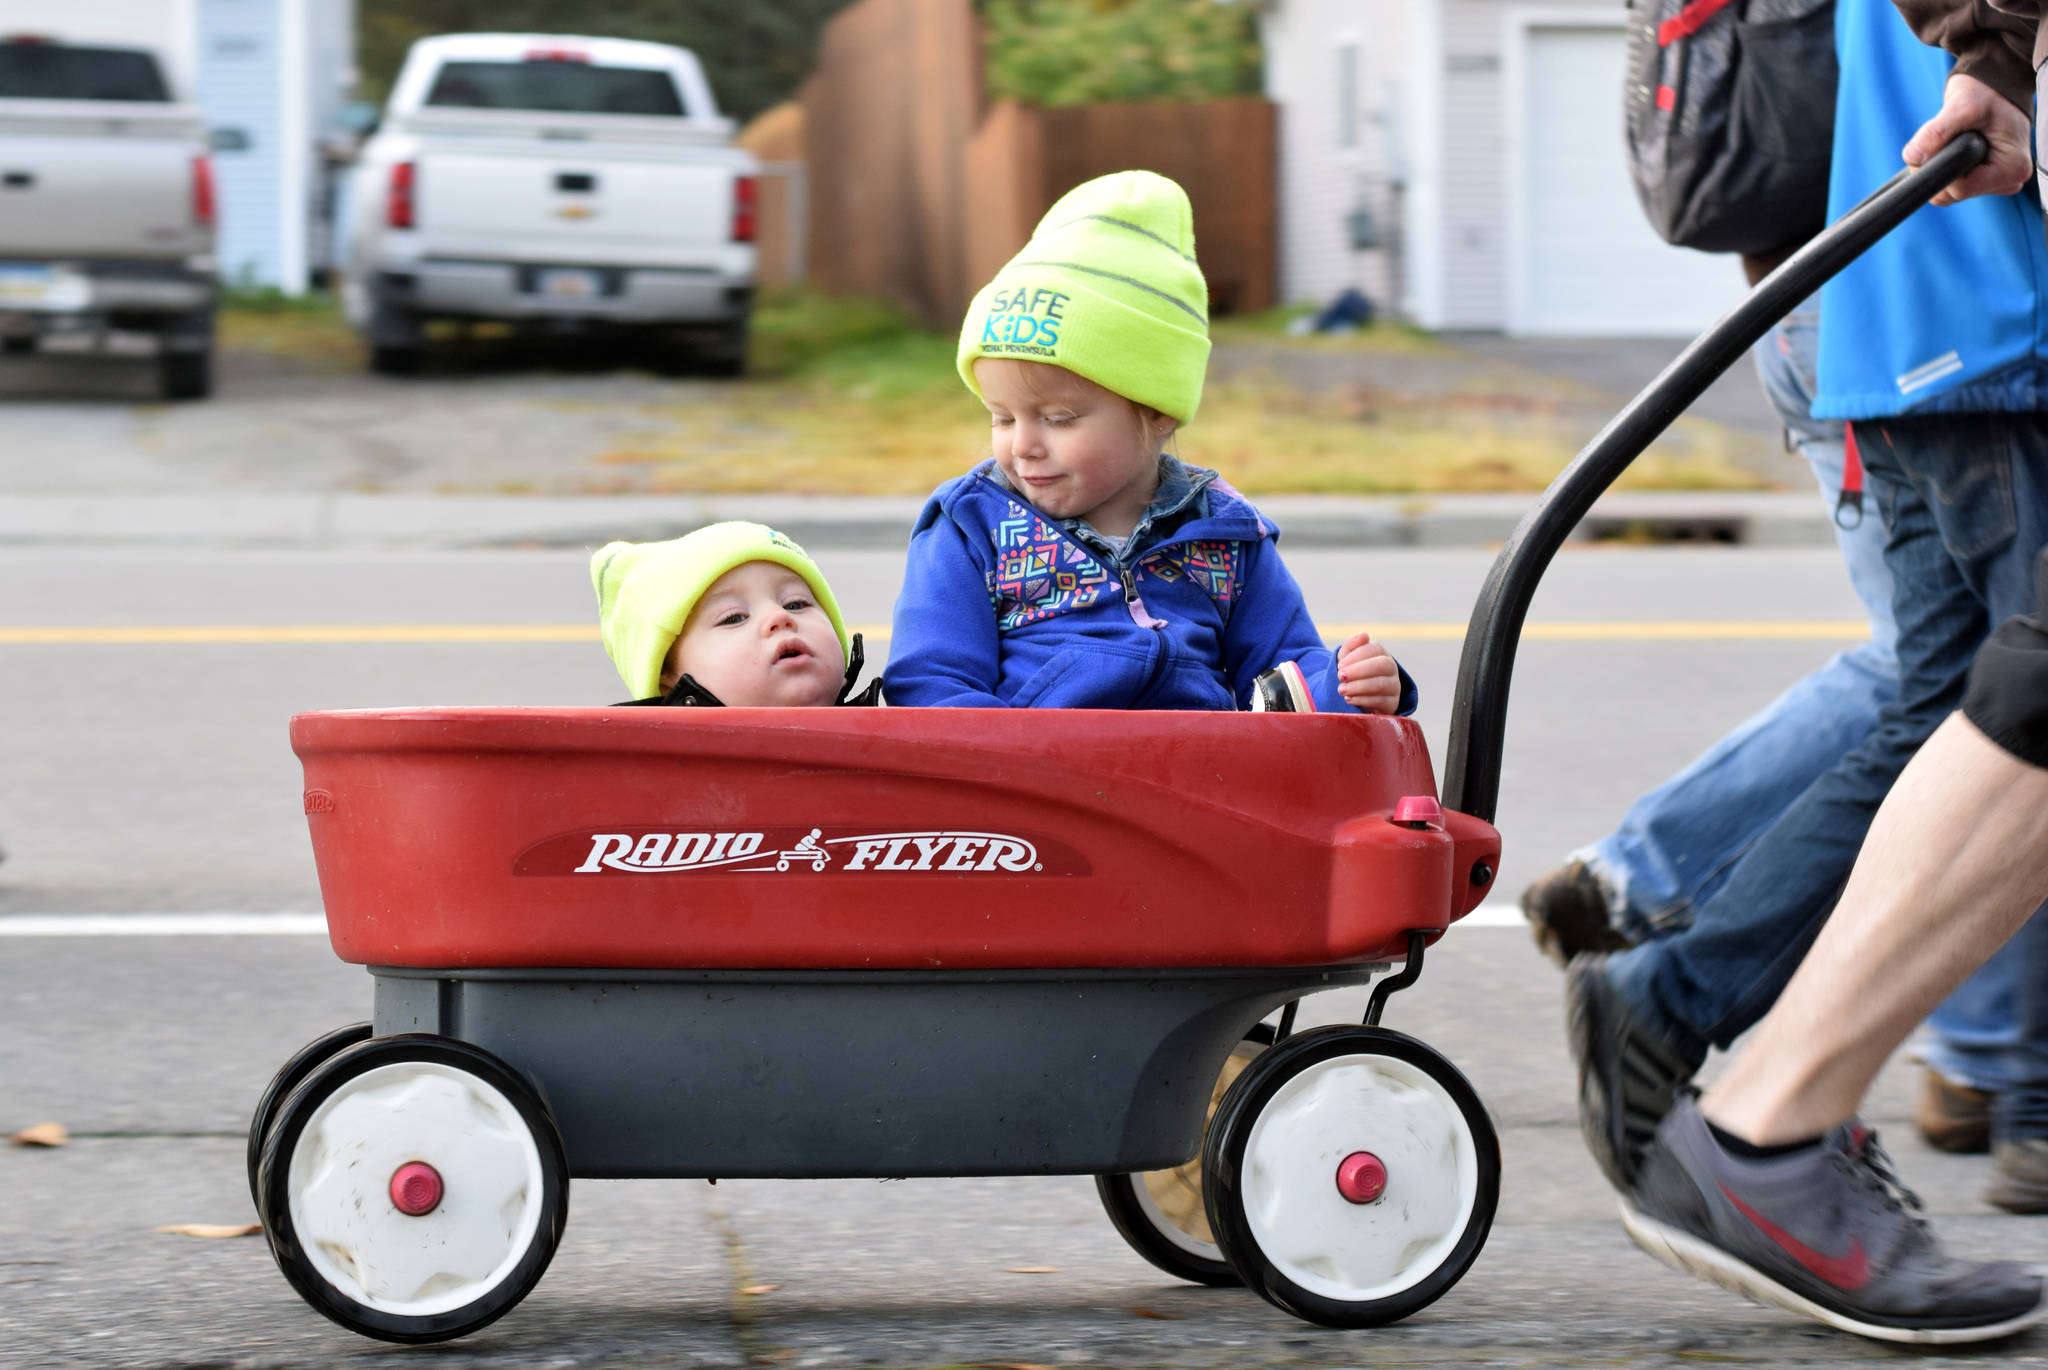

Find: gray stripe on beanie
[1051,213,1197,263]
[1015,259,1208,325]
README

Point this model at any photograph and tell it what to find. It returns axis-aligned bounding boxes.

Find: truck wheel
[697,320,749,377]
[159,347,214,401]
[2,336,33,356]
[370,344,424,377]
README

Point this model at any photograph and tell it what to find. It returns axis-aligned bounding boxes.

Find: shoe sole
[1984,1179,2048,1215]
[1566,961,1651,1192]
[1619,1199,2048,1345]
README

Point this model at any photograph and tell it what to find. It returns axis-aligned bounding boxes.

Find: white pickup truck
[341,33,758,376]
[0,36,217,399]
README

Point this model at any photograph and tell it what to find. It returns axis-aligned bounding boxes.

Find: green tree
[981,0,1260,107]
[357,1,858,119]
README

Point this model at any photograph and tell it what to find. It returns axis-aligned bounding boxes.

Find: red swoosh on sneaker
[1720,1184,1870,1290]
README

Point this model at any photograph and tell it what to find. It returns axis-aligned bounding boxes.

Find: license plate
[536,268,601,299]
[0,264,89,312]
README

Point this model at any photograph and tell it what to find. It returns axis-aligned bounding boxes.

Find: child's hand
[1336,631,1402,713]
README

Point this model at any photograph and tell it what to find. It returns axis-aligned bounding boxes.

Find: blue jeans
[1581,311,1900,941]
[1608,413,2048,1125]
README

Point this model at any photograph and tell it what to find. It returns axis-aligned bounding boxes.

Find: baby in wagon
[591,521,882,707]
[886,170,1414,715]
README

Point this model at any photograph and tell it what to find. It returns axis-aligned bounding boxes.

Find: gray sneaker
[1622,1096,2047,1344]
[1565,952,1703,1191]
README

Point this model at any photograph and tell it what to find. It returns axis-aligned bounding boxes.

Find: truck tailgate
[0,100,206,259]
[418,141,736,266]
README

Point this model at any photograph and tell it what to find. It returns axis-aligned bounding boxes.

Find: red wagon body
[293,707,1501,972]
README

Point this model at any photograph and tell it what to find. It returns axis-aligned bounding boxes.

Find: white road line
[1462,903,1521,928]
[3,906,1527,936]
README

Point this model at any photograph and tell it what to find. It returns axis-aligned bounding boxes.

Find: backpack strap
[1835,422,1865,530]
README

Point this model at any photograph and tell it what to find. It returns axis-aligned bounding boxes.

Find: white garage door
[1511,23,1747,337]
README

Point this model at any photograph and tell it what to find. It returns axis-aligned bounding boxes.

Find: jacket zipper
[1120,553,1170,629]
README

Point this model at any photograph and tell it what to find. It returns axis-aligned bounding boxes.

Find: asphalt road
[4,544,2042,1369]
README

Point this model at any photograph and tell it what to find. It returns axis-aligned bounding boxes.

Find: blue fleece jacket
[887,458,1418,713]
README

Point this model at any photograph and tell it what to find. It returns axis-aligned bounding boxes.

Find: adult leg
[1620,575,2048,1341]
[1700,714,2048,1143]
[1607,420,2002,1059]
[1570,413,2048,1190]
[1528,309,1896,954]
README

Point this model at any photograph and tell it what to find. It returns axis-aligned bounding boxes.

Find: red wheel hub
[389,1161,443,1216]
[1335,1150,1387,1204]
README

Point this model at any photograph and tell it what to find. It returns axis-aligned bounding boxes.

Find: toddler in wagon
[886,170,1414,714]
[591,521,882,707]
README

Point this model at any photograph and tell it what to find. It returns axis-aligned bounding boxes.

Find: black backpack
[1623,0,1837,256]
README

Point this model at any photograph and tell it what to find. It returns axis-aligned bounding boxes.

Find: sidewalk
[0,490,1838,549]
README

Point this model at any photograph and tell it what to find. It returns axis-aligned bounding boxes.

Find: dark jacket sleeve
[1219,537,1418,716]
[1895,0,2041,111]
[886,499,1010,707]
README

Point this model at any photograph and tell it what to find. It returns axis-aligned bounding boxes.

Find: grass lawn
[221,290,1766,496]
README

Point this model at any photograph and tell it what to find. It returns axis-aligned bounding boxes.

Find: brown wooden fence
[799,0,984,326]
[801,0,1275,329]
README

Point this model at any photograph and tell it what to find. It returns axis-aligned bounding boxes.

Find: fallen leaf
[1004,1265,1061,1274]
[737,1283,779,1296]
[1128,1305,1184,1320]
[9,1123,67,1148]
[155,1223,262,1239]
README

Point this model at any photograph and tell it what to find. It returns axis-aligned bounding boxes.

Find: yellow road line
[0,625,600,644]
[1320,621,1872,641]
[0,621,1872,645]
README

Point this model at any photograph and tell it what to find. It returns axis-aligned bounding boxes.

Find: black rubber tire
[1203,1025,1500,1328]
[246,1021,373,1211]
[256,1034,569,1345]
[697,319,749,377]
[159,346,213,400]
[1095,1034,1272,1287]
[369,343,424,376]
[2,335,34,355]
[1096,1172,1239,1287]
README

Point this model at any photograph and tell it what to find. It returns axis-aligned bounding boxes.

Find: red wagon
[246,141,1984,1345]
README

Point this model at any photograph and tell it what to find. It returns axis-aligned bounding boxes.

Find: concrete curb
[0,491,1838,550]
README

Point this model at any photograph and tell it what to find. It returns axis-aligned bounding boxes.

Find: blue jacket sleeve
[886,500,1010,707]
[1220,538,1418,716]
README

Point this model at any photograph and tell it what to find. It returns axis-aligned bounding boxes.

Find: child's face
[973,359,1175,538]
[662,561,845,706]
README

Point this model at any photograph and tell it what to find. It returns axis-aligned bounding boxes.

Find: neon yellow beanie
[589,522,849,699]
[958,169,1210,424]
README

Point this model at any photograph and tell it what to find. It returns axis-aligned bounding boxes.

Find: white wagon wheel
[256,1034,569,1344]
[1203,1025,1499,1327]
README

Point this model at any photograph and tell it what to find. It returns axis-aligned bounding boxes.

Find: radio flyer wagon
[248,138,1987,1345]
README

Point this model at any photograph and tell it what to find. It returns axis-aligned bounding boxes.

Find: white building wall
[194,0,352,292]
[1419,0,1640,331]
[1259,0,1410,313]
[1434,0,1512,328]
[199,0,285,289]
[305,0,357,280]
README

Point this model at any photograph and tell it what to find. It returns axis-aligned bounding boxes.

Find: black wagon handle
[1441,130,1990,825]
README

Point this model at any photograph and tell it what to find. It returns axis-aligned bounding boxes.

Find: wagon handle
[1441,131,1990,824]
